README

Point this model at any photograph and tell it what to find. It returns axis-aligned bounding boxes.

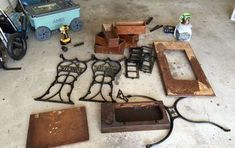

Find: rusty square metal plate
[101,101,170,133]
[26,107,89,148]
[154,41,215,96]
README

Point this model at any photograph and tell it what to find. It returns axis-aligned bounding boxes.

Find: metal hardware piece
[61,42,84,52]
[146,97,230,148]
[154,41,215,96]
[145,17,154,25]
[116,89,157,102]
[34,54,87,104]
[125,46,155,79]
[150,24,163,32]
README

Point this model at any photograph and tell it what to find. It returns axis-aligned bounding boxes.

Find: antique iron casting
[26,107,89,148]
[34,54,87,104]
[146,97,230,148]
[0,44,21,70]
[125,46,155,79]
[101,101,170,133]
[79,56,122,103]
[154,41,215,96]
[0,59,21,70]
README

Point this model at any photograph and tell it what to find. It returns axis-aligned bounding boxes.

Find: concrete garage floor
[1,0,235,147]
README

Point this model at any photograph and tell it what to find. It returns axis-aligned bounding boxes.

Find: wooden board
[26,107,89,148]
[154,41,215,96]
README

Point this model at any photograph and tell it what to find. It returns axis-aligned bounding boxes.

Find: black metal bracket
[146,97,231,148]
[79,57,122,103]
[125,46,155,79]
[116,89,157,102]
[0,60,21,70]
[145,17,154,25]
[34,54,87,104]
[150,24,163,32]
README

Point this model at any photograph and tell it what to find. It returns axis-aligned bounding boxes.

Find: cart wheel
[35,26,51,41]
[0,43,7,68]
[7,33,27,60]
[70,18,83,32]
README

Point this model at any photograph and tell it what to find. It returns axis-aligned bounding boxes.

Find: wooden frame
[154,41,215,96]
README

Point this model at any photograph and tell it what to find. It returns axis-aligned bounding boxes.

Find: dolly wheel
[7,33,27,60]
[70,18,83,32]
[35,26,51,41]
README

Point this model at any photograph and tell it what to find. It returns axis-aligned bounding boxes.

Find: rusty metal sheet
[26,107,89,148]
[154,41,215,96]
[115,21,146,35]
[101,101,170,133]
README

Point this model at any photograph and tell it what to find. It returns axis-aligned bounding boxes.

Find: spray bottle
[174,12,192,41]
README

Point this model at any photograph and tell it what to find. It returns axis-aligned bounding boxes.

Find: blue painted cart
[18,0,83,41]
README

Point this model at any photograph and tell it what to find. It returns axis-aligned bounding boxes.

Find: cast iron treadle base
[79,57,122,103]
[34,54,87,104]
[146,97,231,148]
